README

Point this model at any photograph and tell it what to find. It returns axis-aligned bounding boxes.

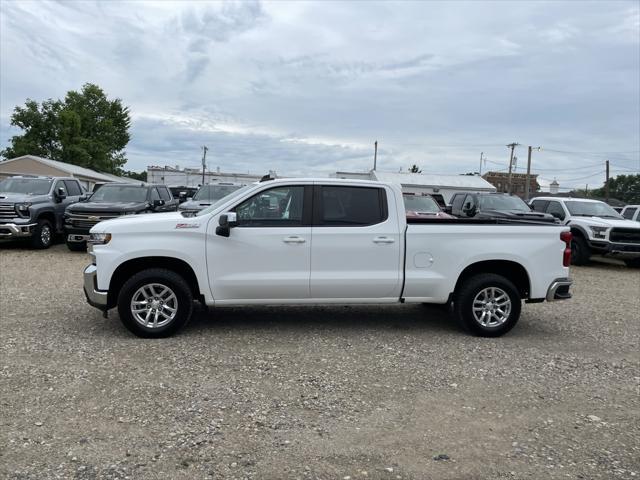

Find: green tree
[592,174,640,204]
[1,83,131,174]
[123,170,147,182]
[408,164,422,173]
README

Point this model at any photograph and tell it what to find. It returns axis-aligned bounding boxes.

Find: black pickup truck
[0,176,86,248]
[64,183,178,251]
[449,192,557,223]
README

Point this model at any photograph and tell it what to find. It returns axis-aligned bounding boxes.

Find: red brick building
[482,171,539,198]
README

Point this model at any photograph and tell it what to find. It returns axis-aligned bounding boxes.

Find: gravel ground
[1,242,639,480]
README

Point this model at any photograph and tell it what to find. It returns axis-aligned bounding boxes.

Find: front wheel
[624,258,640,268]
[571,235,591,266]
[30,219,53,249]
[453,273,521,337]
[66,240,86,252]
[117,268,193,338]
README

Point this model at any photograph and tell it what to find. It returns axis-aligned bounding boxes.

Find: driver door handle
[373,236,395,244]
[283,236,306,244]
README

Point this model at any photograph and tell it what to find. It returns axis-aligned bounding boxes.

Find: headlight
[589,226,608,239]
[89,233,112,245]
[15,202,31,216]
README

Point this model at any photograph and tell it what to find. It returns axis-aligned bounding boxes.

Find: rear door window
[316,186,387,226]
[64,180,82,196]
[158,186,171,201]
[546,201,566,220]
[623,208,637,220]
[530,200,549,212]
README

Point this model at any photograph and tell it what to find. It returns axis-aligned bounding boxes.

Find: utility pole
[373,141,378,171]
[605,159,610,203]
[506,142,519,194]
[479,152,484,176]
[201,146,208,186]
[524,145,542,201]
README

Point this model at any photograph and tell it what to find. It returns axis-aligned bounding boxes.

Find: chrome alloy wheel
[41,224,51,246]
[130,283,178,328]
[472,287,512,327]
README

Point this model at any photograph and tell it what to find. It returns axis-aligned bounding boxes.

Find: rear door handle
[283,236,306,244]
[373,236,395,244]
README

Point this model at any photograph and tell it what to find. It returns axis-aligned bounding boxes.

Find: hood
[0,192,51,204]
[90,211,187,233]
[479,209,557,222]
[572,216,640,229]
[67,201,148,214]
[406,211,455,219]
[178,199,211,211]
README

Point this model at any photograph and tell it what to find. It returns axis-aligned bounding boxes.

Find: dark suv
[449,192,557,223]
[0,176,85,248]
[64,183,178,251]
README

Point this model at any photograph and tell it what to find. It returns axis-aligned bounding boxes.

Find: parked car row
[0,175,243,251]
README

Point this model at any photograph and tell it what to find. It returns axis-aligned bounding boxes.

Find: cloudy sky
[1,0,639,190]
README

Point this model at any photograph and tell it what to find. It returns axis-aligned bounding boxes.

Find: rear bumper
[0,222,37,238]
[546,277,573,301]
[83,264,108,310]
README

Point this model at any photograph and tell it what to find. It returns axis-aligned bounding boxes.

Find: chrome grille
[610,228,640,244]
[67,212,120,229]
[0,203,17,221]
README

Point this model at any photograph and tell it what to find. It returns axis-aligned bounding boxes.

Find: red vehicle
[403,193,455,220]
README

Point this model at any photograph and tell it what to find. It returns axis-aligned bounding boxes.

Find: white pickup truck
[83,178,573,338]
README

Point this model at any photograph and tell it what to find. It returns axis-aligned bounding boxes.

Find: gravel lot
[1,242,639,479]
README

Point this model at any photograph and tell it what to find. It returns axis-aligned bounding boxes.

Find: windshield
[565,201,623,218]
[0,178,52,195]
[403,195,441,213]
[479,195,530,212]
[90,185,148,203]
[196,184,255,217]
[193,184,242,202]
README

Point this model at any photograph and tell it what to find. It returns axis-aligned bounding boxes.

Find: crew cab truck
[450,192,556,223]
[65,183,178,251]
[530,197,640,267]
[83,178,573,338]
[0,175,85,248]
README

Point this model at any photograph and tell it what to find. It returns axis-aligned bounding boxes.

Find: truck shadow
[185,303,462,336]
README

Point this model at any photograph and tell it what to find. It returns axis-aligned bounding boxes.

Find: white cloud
[0,0,638,189]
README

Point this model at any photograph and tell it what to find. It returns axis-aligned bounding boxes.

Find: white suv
[621,205,640,222]
[530,197,640,267]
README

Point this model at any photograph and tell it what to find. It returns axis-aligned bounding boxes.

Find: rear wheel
[30,219,53,249]
[117,268,193,338]
[453,273,521,337]
[571,235,590,266]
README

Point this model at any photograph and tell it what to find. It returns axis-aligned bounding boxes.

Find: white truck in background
[83,178,573,338]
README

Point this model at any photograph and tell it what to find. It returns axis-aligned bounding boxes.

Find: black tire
[571,235,590,266]
[453,273,522,337]
[624,258,640,268]
[66,240,86,252]
[117,268,193,338]
[30,219,53,249]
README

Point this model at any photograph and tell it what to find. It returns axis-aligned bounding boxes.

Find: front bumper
[588,240,640,258]
[0,222,37,238]
[546,277,573,301]
[83,264,108,310]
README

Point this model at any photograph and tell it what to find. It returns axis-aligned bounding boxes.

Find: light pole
[524,146,542,201]
[506,142,519,194]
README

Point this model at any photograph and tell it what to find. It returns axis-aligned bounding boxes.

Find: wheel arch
[107,256,203,308]
[453,260,531,300]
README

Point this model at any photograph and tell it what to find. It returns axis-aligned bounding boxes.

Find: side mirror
[80,193,92,201]
[216,212,237,237]
[56,187,67,201]
[153,199,165,208]
[178,192,187,203]
[463,202,476,217]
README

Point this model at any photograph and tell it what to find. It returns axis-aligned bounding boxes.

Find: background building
[482,171,539,197]
[0,155,138,190]
[147,165,275,187]
[332,170,496,203]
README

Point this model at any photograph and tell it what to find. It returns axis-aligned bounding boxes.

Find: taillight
[560,231,572,267]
